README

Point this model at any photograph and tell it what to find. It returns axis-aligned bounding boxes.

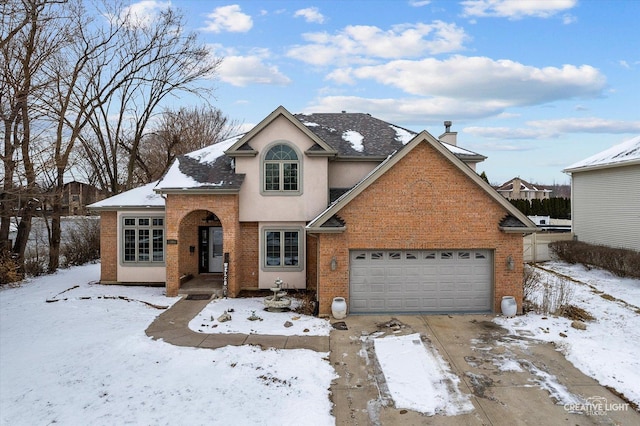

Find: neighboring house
[89,106,536,315]
[62,181,106,215]
[496,177,552,200]
[563,136,640,252]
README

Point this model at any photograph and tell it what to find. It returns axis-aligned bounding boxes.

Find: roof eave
[88,205,165,212]
[305,150,338,157]
[154,188,241,195]
[564,158,640,174]
[305,226,346,234]
[332,155,388,162]
[499,226,538,234]
[225,149,257,157]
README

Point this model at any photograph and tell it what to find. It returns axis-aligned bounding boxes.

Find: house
[61,181,106,215]
[89,106,537,315]
[496,177,552,200]
[563,136,640,252]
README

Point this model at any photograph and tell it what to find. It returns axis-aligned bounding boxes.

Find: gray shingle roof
[295,112,415,157]
[176,155,245,190]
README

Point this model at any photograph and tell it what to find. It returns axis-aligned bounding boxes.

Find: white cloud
[287,21,469,66]
[461,0,577,20]
[619,60,631,69]
[202,5,252,33]
[464,126,555,140]
[465,118,640,140]
[218,55,291,87]
[345,55,606,106]
[528,117,640,134]
[304,95,508,124]
[294,7,325,24]
[409,0,432,6]
[121,1,171,28]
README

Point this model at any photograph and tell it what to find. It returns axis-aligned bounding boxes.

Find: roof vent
[444,120,452,132]
[342,110,346,113]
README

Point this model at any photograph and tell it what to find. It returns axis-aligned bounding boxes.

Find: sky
[128,0,639,186]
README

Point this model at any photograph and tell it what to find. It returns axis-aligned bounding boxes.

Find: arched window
[263,144,300,193]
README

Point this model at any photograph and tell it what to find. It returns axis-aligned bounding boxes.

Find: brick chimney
[439,120,457,146]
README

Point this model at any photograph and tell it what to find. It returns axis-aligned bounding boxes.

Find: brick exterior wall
[316,142,524,316]
[99,211,117,282]
[165,194,240,297]
[238,222,259,289]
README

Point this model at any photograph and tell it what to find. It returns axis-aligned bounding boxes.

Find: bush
[61,217,100,267]
[292,290,318,316]
[549,240,640,278]
[523,267,575,316]
[0,250,21,285]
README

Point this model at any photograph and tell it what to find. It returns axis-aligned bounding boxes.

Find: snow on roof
[390,125,414,145]
[88,181,163,209]
[342,130,364,152]
[565,135,640,172]
[155,135,243,190]
[184,134,244,163]
[441,141,477,156]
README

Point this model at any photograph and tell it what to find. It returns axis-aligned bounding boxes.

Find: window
[263,143,300,194]
[263,229,303,270]
[458,251,471,259]
[122,216,164,264]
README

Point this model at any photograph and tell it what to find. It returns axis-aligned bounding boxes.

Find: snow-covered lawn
[2,260,638,424]
[0,264,336,426]
[496,261,640,407]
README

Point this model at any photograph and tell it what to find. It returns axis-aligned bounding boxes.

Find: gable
[225,106,337,158]
[307,131,536,233]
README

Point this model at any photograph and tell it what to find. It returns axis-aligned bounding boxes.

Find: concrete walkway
[145,296,329,352]
[146,298,639,425]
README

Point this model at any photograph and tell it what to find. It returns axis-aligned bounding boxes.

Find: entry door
[209,227,223,272]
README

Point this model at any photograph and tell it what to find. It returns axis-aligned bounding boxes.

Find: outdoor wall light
[189,246,195,254]
[330,256,337,271]
[506,255,515,271]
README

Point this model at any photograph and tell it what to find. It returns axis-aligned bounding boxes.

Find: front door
[209,227,223,272]
[199,226,223,273]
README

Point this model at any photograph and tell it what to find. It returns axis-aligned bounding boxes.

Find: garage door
[349,250,492,313]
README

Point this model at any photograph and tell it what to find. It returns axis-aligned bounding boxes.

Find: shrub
[0,250,21,285]
[61,217,100,267]
[524,269,575,316]
[23,255,47,277]
[549,240,640,278]
[292,290,318,316]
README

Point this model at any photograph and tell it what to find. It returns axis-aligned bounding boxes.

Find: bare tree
[0,0,64,273]
[135,106,241,183]
[76,3,222,195]
[2,0,222,275]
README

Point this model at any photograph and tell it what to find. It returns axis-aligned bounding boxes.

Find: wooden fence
[523,232,573,263]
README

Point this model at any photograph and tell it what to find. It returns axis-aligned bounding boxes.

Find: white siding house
[564,136,640,252]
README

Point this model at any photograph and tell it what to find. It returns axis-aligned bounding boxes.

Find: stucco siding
[328,161,379,188]
[572,165,640,251]
[236,116,329,222]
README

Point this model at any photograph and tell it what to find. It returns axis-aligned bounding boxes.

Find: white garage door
[349,250,493,313]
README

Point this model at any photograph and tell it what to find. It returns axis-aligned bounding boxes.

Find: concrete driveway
[329,314,639,425]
